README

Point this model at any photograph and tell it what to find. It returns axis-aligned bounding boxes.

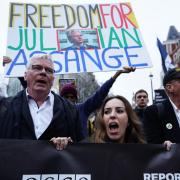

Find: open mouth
[107,122,120,137]
[36,79,47,86]
[109,122,119,130]
[36,79,47,84]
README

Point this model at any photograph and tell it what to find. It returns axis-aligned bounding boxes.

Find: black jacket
[143,99,180,143]
[134,107,146,123]
[0,90,83,141]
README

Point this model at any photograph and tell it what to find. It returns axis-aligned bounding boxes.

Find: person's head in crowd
[67,30,84,48]
[163,67,180,100]
[94,95,145,143]
[134,89,149,109]
[60,83,78,104]
[24,55,55,100]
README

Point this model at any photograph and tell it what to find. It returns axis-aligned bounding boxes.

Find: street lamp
[149,72,154,104]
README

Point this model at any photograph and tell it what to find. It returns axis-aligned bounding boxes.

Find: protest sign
[154,89,168,104]
[5,3,152,76]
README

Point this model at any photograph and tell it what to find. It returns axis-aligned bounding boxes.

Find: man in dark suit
[0,55,83,148]
[143,67,180,143]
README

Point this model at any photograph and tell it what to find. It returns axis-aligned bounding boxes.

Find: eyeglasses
[31,65,55,74]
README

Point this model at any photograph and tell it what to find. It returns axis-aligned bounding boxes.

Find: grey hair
[66,30,81,43]
[26,54,54,69]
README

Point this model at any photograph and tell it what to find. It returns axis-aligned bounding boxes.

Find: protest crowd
[1,2,180,179]
[1,39,180,180]
[1,55,180,150]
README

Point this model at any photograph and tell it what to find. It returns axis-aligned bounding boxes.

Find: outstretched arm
[77,66,136,136]
[112,66,136,80]
[78,66,136,114]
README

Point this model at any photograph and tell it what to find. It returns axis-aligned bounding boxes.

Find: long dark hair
[94,95,146,143]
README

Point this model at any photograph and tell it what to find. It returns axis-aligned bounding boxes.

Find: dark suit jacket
[0,90,84,141]
[134,107,146,123]
[143,99,180,143]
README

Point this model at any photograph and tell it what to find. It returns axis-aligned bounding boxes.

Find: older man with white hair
[0,55,83,148]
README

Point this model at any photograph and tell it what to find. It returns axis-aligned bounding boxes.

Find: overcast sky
[1,0,180,104]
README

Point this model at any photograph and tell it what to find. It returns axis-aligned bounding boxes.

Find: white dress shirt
[169,98,180,127]
[27,91,54,139]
